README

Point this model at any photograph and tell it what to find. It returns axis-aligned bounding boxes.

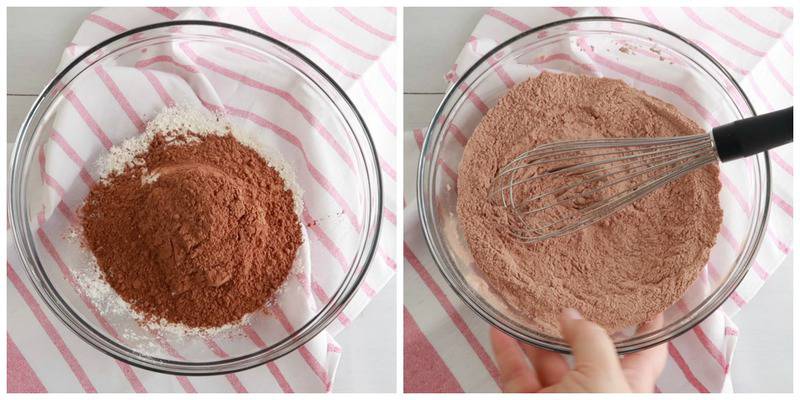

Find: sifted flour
[457,72,722,336]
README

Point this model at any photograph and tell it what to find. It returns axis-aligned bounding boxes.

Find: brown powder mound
[457,72,722,335]
[80,133,302,328]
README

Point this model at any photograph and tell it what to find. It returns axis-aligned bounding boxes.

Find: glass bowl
[418,17,770,354]
[9,21,381,374]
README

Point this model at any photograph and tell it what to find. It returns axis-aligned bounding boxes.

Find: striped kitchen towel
[7,7,397,393]
[404,7,792,393]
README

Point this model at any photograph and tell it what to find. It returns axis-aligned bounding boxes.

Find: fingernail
[562,308,582,321]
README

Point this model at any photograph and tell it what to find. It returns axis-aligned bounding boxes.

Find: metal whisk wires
[489,133,718,243]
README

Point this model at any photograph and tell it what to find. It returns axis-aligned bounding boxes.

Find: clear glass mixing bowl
[9,21,381,374]
[418,17,770,354]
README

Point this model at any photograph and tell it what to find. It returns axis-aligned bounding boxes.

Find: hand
[490,308,667,393]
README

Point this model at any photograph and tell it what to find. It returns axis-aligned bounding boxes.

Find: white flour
[72,105,306,341]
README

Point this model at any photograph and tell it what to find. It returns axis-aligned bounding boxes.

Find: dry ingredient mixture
[457,72,722,335]
[78,106,302,329]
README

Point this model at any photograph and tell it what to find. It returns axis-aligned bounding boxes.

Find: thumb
[559,308,625,377]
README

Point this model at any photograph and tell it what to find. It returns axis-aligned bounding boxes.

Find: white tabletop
[6,7,395,393]
[404,7,792,393]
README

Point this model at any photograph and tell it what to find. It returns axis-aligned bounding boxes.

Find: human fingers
[621,315,668,392]
[558,308,624,376]
[490,327,541,392]
[523,345,569,387]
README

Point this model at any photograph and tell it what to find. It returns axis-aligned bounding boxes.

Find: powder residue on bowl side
[457,72,723,335]
[78,106,303,329]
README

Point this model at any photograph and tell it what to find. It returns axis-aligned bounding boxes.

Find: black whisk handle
[712,107,793,162]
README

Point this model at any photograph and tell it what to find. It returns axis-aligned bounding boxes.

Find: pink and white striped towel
[404,7,792,393]
[7,7,397,393]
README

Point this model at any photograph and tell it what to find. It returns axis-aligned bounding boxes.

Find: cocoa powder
[457,72,722,335]
[80,132,302,328]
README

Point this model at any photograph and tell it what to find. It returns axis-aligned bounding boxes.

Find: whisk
[490,107,793,243]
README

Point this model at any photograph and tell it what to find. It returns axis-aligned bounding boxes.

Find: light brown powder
[457,72,722,335]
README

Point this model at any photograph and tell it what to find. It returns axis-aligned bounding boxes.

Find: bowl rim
[418,16,771,354]
[9,20,382,375]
